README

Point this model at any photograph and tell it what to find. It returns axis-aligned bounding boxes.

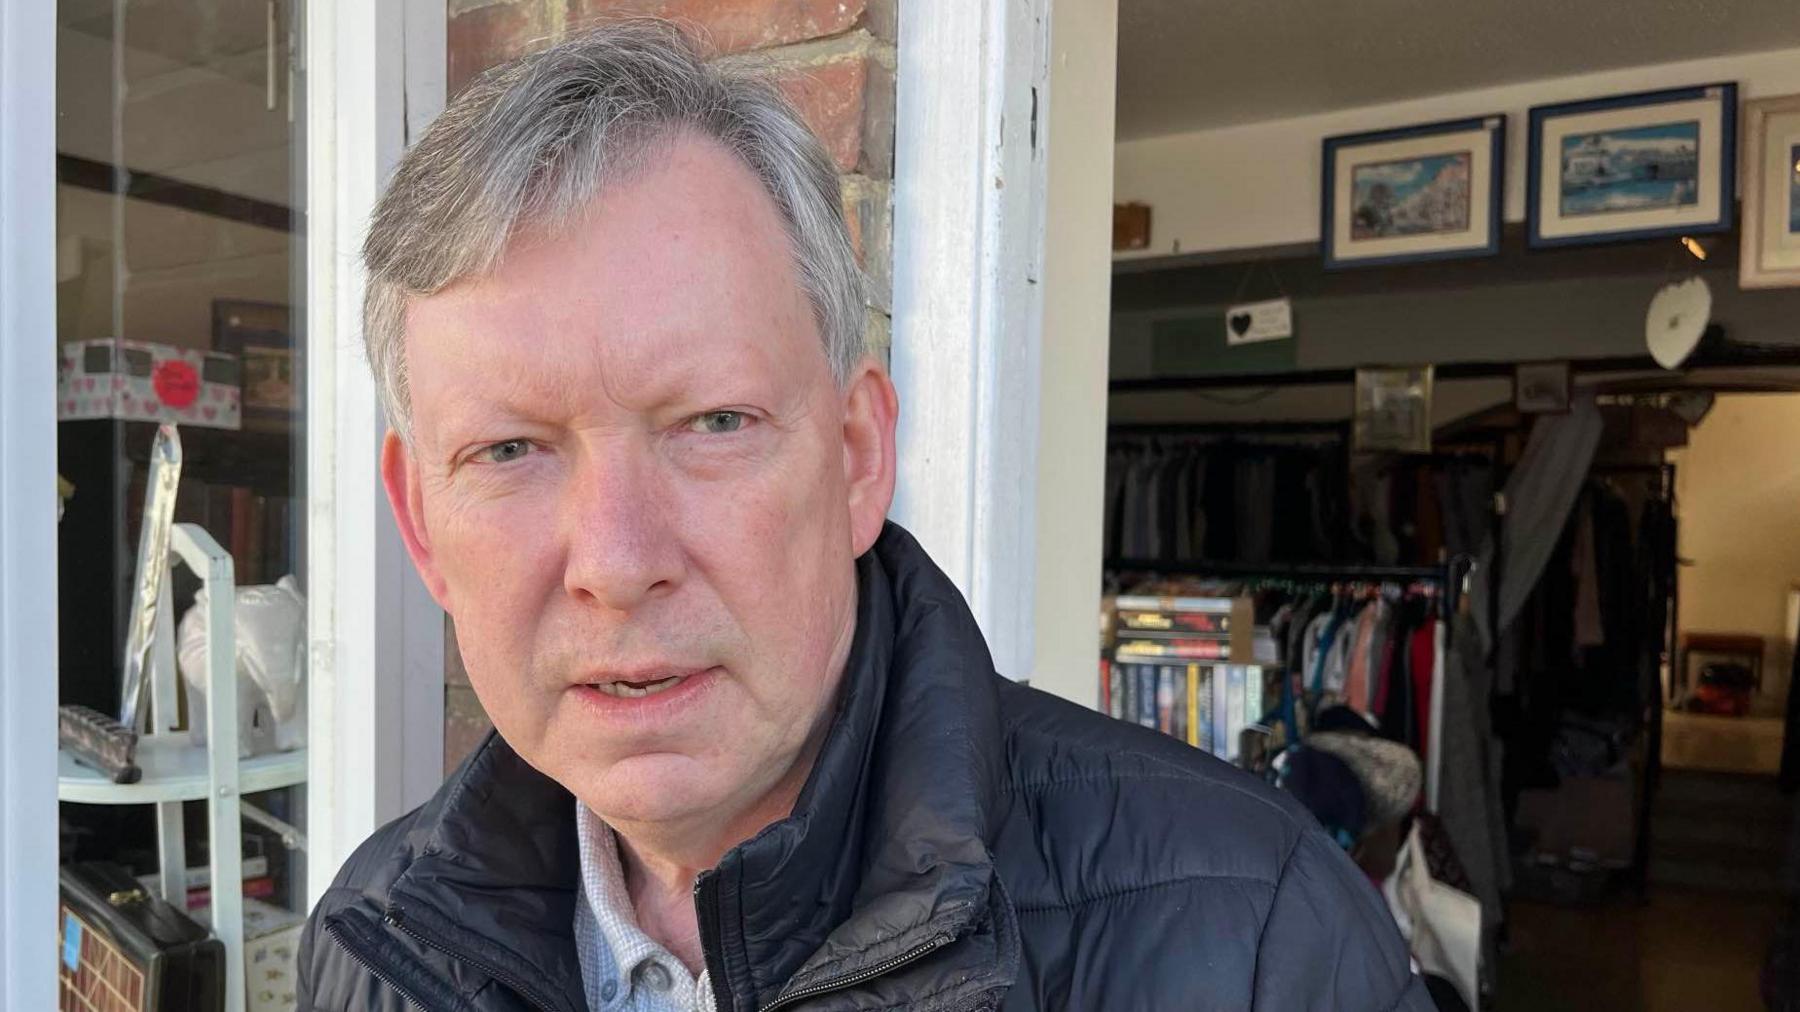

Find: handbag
[59,861,225,1012]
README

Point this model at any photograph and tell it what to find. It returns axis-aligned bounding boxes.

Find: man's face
[384,134,897,834]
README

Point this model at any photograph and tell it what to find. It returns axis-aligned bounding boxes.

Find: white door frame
[0,0,60,1004]
[890,0,1117,702]
[890,0,1050,684]
[304,0,447,909]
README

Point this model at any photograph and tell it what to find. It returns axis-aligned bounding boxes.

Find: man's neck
[609,741,825,975]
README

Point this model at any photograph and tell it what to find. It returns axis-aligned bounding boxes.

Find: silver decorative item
[118,424,183,732]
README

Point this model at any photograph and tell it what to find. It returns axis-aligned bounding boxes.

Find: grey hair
[362,18,867,442]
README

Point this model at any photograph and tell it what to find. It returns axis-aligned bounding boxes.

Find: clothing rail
[1103,557,1450,583]
[1103,556,1472,624]
[1106,555,1472,811]
[1108,421,1350,437]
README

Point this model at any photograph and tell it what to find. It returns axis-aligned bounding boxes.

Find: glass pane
[55,0,308,959]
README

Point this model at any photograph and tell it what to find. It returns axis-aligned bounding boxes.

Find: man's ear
[842,360,899,556]
[382,430,452,610]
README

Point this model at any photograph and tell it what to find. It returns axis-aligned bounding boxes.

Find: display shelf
[58,739,306,805]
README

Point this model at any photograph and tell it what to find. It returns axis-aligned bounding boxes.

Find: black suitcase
[59,861,225,1012]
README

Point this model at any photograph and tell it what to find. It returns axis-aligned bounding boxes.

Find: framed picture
[1740,94,1800,289]
[1353,366,1435,454]
[1514,361,1571,414]
[212,300,295,428]
[1527,83,1736,249]
[1322,115,1505,269]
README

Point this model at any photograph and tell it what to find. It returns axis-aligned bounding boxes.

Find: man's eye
[479,439,532,464]
[688,411,746,435]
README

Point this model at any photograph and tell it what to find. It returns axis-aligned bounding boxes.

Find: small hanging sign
[1224,298,1293,346]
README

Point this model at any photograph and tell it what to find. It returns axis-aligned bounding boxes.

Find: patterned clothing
[573,802,716,1012]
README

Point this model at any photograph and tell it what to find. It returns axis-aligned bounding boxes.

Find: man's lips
[576,667,711,700]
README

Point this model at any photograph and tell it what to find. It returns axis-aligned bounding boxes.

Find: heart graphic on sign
[1229,313,1253,337]
[64,401,76,413]
[203,406,216,420]
[81,377,95,392]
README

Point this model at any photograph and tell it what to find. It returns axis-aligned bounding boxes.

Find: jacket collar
[383,523,1016,1011]
[704,523,1015,1008]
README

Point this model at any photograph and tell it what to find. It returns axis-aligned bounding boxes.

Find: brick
[861,0,895,43]
[861,53,894,178]
[444,686,495,775]
[743,33,890,174]
[572,0,865,56]
[448,0,552,95]
[863,309,891,361]
[840,174,890,312]
[449,0,516,15]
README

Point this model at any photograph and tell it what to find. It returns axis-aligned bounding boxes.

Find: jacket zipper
[323,920,433,1011]
[382,907,565,1012]
[695,872,736,1012]
[757,933,953,1012]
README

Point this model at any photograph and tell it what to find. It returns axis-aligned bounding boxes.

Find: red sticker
[153,360,200,408]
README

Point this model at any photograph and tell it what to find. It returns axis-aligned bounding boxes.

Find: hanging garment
[1410,619,1437,764]
[1434,462,1495,564]
[1470,392,1604,651]
[1202,449,1238,561]
[1438,613,1508,989]
[1235,452,1277,565]
[1570,498,1605,651]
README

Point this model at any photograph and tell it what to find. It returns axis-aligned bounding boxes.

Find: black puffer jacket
[300,523,1432,1010]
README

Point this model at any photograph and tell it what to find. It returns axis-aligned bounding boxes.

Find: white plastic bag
[1392,821,1481,1010]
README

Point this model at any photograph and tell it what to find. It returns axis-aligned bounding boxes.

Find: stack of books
[1099,592,1263,762]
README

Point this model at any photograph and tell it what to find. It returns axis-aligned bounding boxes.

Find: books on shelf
[1103,659,1263,762]
[1115,608,1232,637]
[1100,590,1264,765]
[1115,638,1231,661]
[1112,594,1235,614]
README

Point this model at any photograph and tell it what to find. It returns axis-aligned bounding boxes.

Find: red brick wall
[440,0,898,773]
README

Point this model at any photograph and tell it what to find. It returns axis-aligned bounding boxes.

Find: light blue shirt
[573,802,716,1012]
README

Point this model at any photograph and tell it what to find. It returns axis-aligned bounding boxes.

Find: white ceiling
[1116,0,1800,140]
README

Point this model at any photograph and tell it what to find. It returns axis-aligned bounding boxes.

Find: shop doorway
[1103,3,1800,1008]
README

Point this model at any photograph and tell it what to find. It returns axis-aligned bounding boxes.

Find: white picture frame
[1741,94,1800,289]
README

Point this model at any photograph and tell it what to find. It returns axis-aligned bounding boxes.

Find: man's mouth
[590,673,689,699]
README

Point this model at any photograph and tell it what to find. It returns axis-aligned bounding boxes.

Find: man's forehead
[400,136,825,430]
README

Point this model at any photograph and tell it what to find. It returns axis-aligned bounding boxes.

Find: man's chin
[566,751,726,827]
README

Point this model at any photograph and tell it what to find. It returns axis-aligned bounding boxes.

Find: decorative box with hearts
[58,338,242,430]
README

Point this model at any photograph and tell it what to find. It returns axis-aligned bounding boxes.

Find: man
[300,20,1431,1011]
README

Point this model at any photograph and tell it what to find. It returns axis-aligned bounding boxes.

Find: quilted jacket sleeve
[1251,829,1438,1011]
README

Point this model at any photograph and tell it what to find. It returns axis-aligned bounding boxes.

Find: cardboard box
[191,896,303,1012]
[58,338,242,430]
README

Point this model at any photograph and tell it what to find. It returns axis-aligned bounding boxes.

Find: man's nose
[560,448,682,612]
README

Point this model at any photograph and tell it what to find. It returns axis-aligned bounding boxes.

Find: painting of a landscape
[1559,121,1700,217]
[1350,152,1472,240]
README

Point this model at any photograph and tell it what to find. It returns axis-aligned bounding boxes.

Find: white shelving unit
[57,522,304,1012]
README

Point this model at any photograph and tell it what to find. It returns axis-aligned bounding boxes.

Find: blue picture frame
[1527,83,1736,249]
[1321,114,1505,270]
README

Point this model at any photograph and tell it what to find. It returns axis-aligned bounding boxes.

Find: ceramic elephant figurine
[177,575,307,758]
